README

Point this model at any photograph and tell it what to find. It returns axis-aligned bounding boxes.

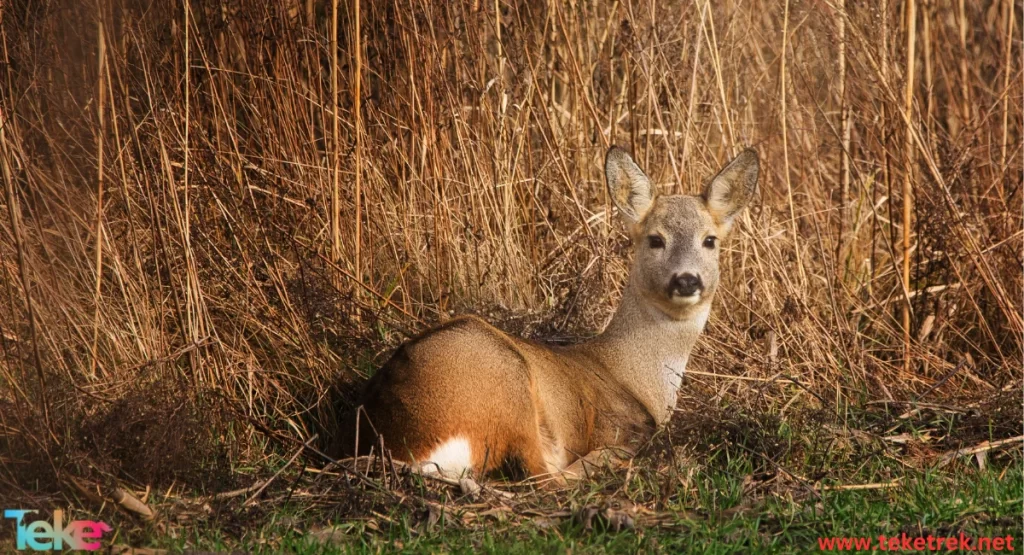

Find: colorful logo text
[4,509,111,552]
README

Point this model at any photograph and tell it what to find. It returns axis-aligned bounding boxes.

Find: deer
[338,146,759,482]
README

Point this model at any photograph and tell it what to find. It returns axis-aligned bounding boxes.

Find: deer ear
[606,146,657,225]
[703,148,759,233]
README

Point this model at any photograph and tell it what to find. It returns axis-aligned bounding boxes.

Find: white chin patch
[671,293,701,305]
[421,437,473,477]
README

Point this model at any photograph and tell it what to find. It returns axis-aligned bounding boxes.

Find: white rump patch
[421,437,473,477]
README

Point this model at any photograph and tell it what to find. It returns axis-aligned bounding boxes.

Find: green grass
[142,454,1021,554]
[7,399,1017,554]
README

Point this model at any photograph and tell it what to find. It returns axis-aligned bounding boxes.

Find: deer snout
[668,272,703,298]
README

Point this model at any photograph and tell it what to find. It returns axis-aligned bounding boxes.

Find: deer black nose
[668,273,703,297]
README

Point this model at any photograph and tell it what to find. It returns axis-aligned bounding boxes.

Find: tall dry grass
[0,0,1020,494]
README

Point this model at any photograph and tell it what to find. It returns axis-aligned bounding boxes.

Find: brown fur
[338,147,759,480]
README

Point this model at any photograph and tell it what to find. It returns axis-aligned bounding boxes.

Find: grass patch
[132,450,1021,553]
[7,401,1015,554]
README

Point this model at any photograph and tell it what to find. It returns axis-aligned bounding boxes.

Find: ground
[8,395,1018,554]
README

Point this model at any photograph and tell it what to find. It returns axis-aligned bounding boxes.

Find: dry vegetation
[0,0,1021,545]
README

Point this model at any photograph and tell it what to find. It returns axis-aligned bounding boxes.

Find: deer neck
[587,277,711,425]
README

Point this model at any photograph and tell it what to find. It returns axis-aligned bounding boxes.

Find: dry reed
[0,0,1019,496]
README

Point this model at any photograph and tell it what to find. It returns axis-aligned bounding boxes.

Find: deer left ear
[703,148,759,234]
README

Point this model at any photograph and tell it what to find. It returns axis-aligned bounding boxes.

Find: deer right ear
[605,146,656,225]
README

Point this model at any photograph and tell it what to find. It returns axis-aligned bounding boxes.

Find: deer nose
[668,273,703,297]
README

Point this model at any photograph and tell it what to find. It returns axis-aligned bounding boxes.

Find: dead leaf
[418,503,444,531]
[573,500,637,532]
[459,477,481,499]
[307,526,350,545]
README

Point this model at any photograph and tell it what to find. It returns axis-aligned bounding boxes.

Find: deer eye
[647,235,665,249]
[703,236,718,249]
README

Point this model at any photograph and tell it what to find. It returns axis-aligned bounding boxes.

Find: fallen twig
[937,436,1023,468]
[820,479,902,491]
[106,486,156,521]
